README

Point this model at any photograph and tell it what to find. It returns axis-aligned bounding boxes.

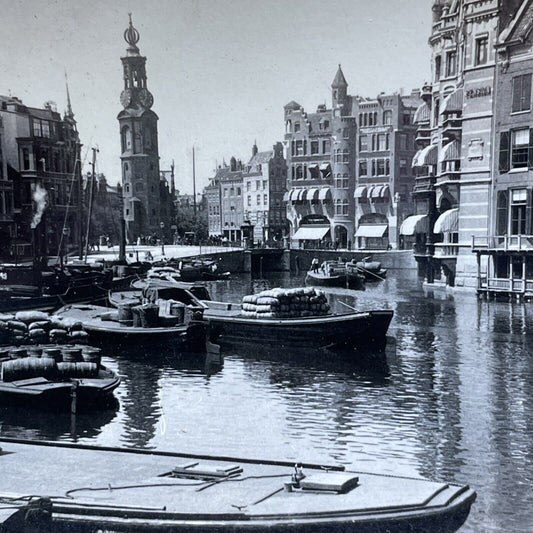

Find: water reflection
[1,271,532,531]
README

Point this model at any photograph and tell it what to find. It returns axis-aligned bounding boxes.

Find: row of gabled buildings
[206,67,422,250]
[406,0,533,295]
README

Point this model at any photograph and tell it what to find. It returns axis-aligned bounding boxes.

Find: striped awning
[433,208,459,234]
[354,186,367,198]
[318,187,332,201]
[414,102,431,124]
[296,189,306,201]
[412,144,438,168]
[400,214,429,236]
[283,191,290,202]
[380,185,390,198]
[441,140,460,162]
[441,87,463,115]
[371,185,384,198]
[355,224,388,238]
[305,188,320,201]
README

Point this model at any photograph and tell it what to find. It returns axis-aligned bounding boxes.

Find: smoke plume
[31,184,48,229]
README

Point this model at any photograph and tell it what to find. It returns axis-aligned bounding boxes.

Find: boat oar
[356,265,385,281]
[339,300,358,312]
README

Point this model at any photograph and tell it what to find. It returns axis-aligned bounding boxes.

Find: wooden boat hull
[205,308,393,350]
[305,271,347,287]
[0,438,476,533]
[54,305,207,351]
[0,366,120,409]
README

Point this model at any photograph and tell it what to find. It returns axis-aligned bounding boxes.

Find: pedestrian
[311,257,319,273]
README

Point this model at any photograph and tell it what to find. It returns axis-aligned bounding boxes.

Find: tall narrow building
[118,15,160,242]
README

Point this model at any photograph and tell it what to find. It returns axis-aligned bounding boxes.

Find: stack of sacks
[241,287,330,319]
[0,311,88,346]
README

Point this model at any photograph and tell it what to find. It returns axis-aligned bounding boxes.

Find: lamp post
[160,221,165,256]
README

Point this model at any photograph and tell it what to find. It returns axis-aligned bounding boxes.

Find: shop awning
[441,87,463,115]
[412,144,438,168]
[433,208,459,234]
[308,164,319,170]
[441,139,460,162]
[355,224,388,238]
[400,214,429,236]
[283,191,290,202]
[319,163,330,171]
[414,102,431,124]
[305,188,319,201]
[380,185,390,198]
[371,185,384,198]
[292,226,331,240]
[296,189,306,201]
[318,187,332,201]
[354,186,367,198]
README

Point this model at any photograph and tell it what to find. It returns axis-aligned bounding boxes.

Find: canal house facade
[408,0,525,291]
[473,0,533,296]
[285,66,420,251]
[0,94,81,262]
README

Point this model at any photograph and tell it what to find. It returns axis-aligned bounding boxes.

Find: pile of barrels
[116,301,192,328]
[241,288,331,319]
[0,310,88,347]
[1,345,101,382]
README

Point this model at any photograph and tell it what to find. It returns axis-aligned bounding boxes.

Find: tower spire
[124,13,140,55]
[64,71,74,119]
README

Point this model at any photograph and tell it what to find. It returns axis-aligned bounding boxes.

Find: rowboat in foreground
[0,345,119,409]
[53,304,207,351]
[0,437,476,533]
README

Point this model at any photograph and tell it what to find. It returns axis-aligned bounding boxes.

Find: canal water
[1,270,532,532]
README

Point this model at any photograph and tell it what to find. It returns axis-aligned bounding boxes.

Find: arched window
[121,126,132,152]
[145,127,152,149]
[296,166,303,180]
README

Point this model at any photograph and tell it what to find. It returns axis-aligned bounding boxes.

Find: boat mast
[84,147,98,262]
[192,146,197,220]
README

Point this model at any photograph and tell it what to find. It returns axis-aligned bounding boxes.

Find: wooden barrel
[131,306,142,327]
[28,347,43,358]
[42,347,62,362]
[82,347,101,367]
[57,362,98,379]
[1,357,57,382]
[139,304,159,328]
[62,347,83,362]
[9,348,27,359]
[118,303,134,327]
[170,302,185,324]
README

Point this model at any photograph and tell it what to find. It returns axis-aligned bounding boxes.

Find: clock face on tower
[120,89,132,108]
[138,88,154,109]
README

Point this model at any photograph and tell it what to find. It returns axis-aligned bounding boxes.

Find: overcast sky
[1,0,432,194]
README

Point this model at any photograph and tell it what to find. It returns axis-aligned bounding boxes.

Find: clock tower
[118,14,160,242]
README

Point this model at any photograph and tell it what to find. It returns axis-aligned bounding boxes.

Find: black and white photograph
[0,1,531,531]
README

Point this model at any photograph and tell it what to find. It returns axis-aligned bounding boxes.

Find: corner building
[409,0,524,289]
[285,66,420,250]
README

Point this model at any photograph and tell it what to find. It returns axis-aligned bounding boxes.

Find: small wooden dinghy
[0,437,476,533]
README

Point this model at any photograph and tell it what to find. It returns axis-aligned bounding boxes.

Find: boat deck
[0,438,474,531]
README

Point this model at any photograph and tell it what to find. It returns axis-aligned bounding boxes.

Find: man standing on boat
[311,258,319,273]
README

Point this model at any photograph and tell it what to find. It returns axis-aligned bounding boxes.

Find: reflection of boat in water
[53,303,207,351]
[306,261,365,290]
[0,437,476,533]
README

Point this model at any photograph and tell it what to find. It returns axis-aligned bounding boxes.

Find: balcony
[415,127,432,144]
[442,117,462,140]
[413,175,435,194]
[434,242,469,258]
[472,235,533,252]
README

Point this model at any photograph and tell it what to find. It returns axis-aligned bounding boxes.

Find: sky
[1,0,432,194]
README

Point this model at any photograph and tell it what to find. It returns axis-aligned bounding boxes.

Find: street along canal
[1,270,532,533]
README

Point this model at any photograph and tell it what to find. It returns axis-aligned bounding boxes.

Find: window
[295,140,304,156]
[247,196,251,206]
[256,194,261,206]
[435,56,441,82]
[475,37,488,66]
[262,180,267,190]
[512,74,532,113]
[383,110,392,125]
[264,194,267,205]
[322,139,330,153]
[343,128,350,139]
[359,135,368,151]
[246,182,251,192]
[294,122,300,132]
[377,134,387,151]
[342,149,349,163]
[511,189,527,235]
[126,208,129,216]
[377,159,386,175]
[256,180,260,190]
[359,160,368,176]
[400,133,408,150]
[402,113,411,125]
[400,159,407,176]
[311,140,319,154]
[237,187,241,196]
[230,187,234,196]
[446,50,457,77]
[511,129,530,169]
[296,166,303,179]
